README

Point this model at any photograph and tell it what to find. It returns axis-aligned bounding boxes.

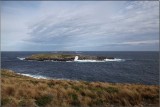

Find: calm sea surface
[1,51,159,85]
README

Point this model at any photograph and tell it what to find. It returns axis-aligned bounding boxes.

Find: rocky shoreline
[24,54,114,61]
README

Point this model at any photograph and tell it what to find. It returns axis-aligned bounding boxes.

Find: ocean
[1,51,159,85]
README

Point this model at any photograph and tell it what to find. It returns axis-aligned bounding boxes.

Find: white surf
[73,56,125,62]
[17,57,25,60]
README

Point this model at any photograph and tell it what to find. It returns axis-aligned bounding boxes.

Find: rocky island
[25,53,114,61]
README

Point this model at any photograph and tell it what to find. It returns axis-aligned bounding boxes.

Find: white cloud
[118,40,159,45]
[1,1,159,51]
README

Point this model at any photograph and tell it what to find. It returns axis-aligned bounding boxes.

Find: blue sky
[1,1,159,51]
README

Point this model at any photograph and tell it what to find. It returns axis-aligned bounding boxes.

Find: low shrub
[5,86,15,96]
[35,94,53,106]
[47,81,55,87]
[30,80,39,85]
[1,98,10,106]
[105,86,119,93]
[68,93,80,106]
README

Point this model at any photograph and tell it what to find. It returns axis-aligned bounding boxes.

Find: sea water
[1,51,159,85]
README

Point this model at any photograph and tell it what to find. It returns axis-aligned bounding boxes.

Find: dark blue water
[1,51,159,85]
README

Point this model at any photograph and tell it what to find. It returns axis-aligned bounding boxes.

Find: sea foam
[17,73,49,79]
[104,58,125,62]
[17,57,25,60]
[73,56,125,62]
[17,73,74,81]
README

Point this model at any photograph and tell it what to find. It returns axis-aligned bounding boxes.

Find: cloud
[1,1,159,51]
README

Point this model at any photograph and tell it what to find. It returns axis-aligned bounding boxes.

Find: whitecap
[17,73,75,81]
[17,73,49,79]
[74,60,105,62]
[73,56,125,62]
[104,58,125,62]
[66,61,74,62]
[17,57,25,60]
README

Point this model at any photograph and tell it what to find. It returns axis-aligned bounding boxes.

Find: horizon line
[1,50,159,52]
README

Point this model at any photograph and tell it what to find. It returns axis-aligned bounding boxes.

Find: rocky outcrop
[24,54,114,61]
[25,57,75,61]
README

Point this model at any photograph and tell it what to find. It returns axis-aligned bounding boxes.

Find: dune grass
[1,69,159,107]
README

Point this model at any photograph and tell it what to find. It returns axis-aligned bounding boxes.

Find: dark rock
[96,56,106,60]
[106,57,114,59]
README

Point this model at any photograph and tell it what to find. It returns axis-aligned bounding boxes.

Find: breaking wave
[72,56,125,62]
[66,59,125,62]
[17,57,25,60]
[17,73,50,79]
[104,58,125,62]
[17,73,74,81]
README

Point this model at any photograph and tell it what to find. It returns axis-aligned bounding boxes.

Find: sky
[1,1,159,51]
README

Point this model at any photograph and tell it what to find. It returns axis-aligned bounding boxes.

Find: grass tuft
[1,98,10,106]
[35,94,53,106]
[105,86,119,93]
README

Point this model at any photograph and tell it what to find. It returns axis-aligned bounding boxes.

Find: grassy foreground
[1,69,159,107]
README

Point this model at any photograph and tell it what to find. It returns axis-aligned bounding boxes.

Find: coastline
[1,69,159,107]
[17,72,76,81]
[9,70,159,85]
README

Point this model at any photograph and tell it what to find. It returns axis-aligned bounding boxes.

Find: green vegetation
[1,69,159,107]
[25,54,75,61]
[27,54,74,59]
[105,86,119,93]
[35,94,53,106]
